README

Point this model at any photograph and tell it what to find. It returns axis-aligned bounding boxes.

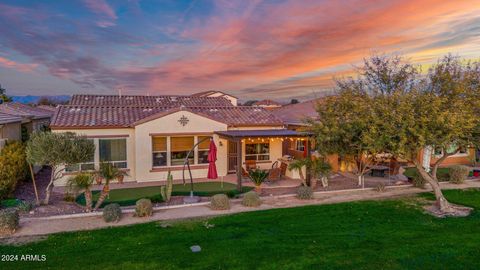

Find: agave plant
[248,169,269,192]
[67,173,94,212]
[94,163,128,210]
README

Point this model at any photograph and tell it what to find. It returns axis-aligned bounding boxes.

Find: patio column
[236,139,242,191]
[305,137,311,186]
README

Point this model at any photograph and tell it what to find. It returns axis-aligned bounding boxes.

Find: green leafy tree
[67,173,94,212]
[242,100,258,106]
[0,84,12,103]
[94,163,127,210]
[0,142,27,200]
[26,132,95,205]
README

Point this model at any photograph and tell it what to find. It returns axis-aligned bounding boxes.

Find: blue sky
[0,0,479,100]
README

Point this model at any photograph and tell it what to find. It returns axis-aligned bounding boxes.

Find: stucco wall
[417,147,475,167]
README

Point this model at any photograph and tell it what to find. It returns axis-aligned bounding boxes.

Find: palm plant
[67,173,94,212]
[248,169,269,192]
[311,159,332,188]
[288,158,309,186]
[94,163,127,210]
[289,158,332,187]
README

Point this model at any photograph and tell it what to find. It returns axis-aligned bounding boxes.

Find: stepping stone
[190,245,201,253]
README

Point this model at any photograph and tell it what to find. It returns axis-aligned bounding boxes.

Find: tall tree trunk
[84,187,92,212]
[94,185,109,210]
[414,161,451,212]
[43,167,55,205]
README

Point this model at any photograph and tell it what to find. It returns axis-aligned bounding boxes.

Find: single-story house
[0,112,23,149]
[252,100,282,109]
[51,94,309,186]
[190,90,238,106]
[0,102,54,135]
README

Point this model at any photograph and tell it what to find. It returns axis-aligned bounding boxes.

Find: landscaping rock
[190,245,201,252]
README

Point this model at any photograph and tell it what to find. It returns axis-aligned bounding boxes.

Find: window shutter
[152,137,167,152]
[171,137,194,152]
[198,136,211,149]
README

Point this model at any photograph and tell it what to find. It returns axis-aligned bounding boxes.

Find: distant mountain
[11,95,71,104]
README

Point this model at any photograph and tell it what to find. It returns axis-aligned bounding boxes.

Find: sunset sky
[1,0,479,101]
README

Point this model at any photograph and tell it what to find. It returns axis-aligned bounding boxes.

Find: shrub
[160,171,173,202]
[17,200,34,213]
[210,194,230,210]
[241,191,261,207]
[296,185,313,200]
[135,199,153,217]
[374,183,386,192]
[411,171,427,188]
[103,203,122,223]
[0,142,27,200]
[0,209,19,235]
[248,169,269,187]
[449,165,469,184]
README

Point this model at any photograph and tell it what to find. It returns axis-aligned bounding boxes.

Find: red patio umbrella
[207,139,218,179]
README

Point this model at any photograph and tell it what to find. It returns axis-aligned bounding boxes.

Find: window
[296,140,305,152]
[433,144,468,157]
[246,143,270,161]
[65,139,95,172]
[152,136,167,167]
[99,138,127,168]
[198,136,211,164]
[171,136,194,166]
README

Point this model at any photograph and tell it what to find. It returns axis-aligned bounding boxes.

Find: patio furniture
[280,162,288,177]
[268,161,282,181]
[369,165,390,177]
[245,160,257,171]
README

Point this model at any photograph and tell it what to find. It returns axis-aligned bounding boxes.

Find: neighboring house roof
[191,90,238,99]
[69,94,233,107]
[37,105,58,112]
[271,98,324,126]
[252,100,282,107]
[0,102,54,120]
[50,105,284,129]
[0,112,23,124]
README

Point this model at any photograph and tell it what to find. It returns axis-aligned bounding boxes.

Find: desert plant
[160,171,173,202]
[288,159,308,185]
[26,131,95,205]
[374,182,386,192]
[449,165,469,184]
[67,173,94,212]
[0,142,27,200]
[248,169,268,191]
[103,203,122,223]
[135,198,153,217]
[241,191,261,207]
[210,194,230,210]
[411,171,427,188]
[17,200,34,213]
[94,163,128,210]
[0,209,19,235]
[296,185,313,200]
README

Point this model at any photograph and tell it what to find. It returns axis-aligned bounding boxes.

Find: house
[50,94,309,186]
[252,100,282,109]
[0,102,54,134]
[191,91,238,106]
[0,112,23,149]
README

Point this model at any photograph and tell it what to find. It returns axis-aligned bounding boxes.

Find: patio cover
[214,129,312,140]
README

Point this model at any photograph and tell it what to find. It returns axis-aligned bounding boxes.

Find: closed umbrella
[207,139,218,179]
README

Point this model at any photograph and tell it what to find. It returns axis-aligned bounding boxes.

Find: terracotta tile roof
[0,112,23,124]
[271,98,325,126]
[0,102,53,119]
[51,105,284,129]
[69,94,233,107]
[191,90,238,99]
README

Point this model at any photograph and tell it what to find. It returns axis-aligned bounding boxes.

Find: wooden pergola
[214,129,313,191]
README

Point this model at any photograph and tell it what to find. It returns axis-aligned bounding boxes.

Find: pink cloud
[0,56,38,72]
[83,0,117,27]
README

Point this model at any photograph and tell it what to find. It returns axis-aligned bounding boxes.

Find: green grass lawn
[2,188,480,269]
[76,182,253,207]
[403,166,474,182]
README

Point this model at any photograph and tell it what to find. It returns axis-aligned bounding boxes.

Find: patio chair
[268,161,281,182]
[280,162,288,177]
[245,160,257,171]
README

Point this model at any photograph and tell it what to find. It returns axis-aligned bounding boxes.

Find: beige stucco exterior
[53,110,290,186]
[0,122,22,141]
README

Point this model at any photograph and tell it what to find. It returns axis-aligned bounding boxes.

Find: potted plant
[248,169,269,193]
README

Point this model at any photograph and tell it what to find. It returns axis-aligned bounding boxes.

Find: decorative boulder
[135,199,153,217]
[241,191,262,207]
[210,194,230,210]
[103,203,122,223]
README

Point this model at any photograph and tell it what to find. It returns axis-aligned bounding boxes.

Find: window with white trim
[99,138,127,168]
[245,143,270,161]
[152,136,167,167]
[433,144,468,157]
[65,139,95,172]
[296,140,305,151]
[197,136,210,164]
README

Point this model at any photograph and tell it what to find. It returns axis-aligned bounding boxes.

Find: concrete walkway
[8,180,480,238]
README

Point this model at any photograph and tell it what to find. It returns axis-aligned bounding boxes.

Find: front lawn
[403,166,474,181]
[76,182,253,207]
[3,188,480,269]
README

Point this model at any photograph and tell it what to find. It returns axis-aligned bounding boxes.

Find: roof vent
[69,108,82,113]
[171,97,177,102]
[253,109,261,112]
[156,97,164,102]
[96,96,104,100]
[209,108,219,112]
[126,97,133,100]
[142,108,153,112]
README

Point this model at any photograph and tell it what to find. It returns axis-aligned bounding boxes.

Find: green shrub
[241,191,261,207]
[17,200,34,213]
[374,183,386,192]
[0,142,27,200]
[411,171,427,188]
[103,203,122,223]
[449,165,469,184]
[296,185,313,200]
[0,209,19,235]
[135,199,153,217]
[210,194,230,210]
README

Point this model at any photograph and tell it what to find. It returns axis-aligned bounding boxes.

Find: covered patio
[214,129,313,191]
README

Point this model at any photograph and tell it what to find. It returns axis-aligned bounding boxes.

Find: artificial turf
[76,181,253,207]
[2,188,480,269]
